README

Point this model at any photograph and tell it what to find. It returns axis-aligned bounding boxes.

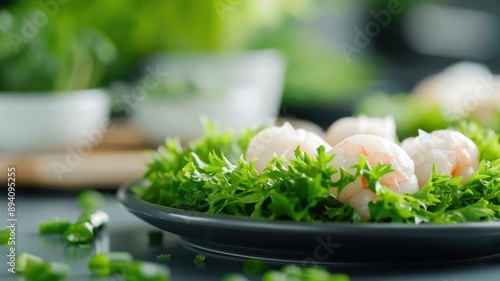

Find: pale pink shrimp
[245,122,331,173]
[323,115,397,146]
[401,129,479,186]
[327,134,419,220]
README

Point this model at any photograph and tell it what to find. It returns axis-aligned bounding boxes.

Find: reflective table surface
[2,190,500,281]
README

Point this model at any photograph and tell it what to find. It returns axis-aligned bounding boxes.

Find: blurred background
[1,0,499,189]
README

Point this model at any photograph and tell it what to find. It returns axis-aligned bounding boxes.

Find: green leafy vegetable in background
[0,0,312,93]
[355,92,449,140]
[137,121,500,224]
[0,7,116,92]
[356,92,500,140]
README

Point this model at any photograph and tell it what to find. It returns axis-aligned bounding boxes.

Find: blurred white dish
[133,50,286,143]
[0,89,110,154]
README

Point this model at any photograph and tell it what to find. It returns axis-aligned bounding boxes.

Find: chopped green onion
[262,265,350,281]
[243,259,268,275]
[39,220,72,235]
[194,254,206,263]
[77,190,106,211]
[64,210,109,244]
[17,252,44,274]
[88,252,133,276]
[123,261,170,281]
[0,228,10,244]
[222,274,250,281]
[16,253,69,281]
[148,231,163,246]
[262,271,286,281]
[63,222,94,244]
[79,210,109,230]
[156,254,171,261]
[223,264,350,281]
[41,262,70,281]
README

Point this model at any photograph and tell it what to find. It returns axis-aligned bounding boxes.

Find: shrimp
[323,115,397,146]
[401,129,479,186]
[327,134,419,220]
[245,122,331,173]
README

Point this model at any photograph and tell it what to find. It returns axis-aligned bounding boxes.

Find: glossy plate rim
[117,179,500,233]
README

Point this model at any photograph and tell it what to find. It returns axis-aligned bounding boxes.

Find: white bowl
[133,50,286,143]
[0,89,110,154]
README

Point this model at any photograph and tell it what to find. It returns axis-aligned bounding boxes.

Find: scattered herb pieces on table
[39,220,72,235]
[194,254,206,263]
[122,261,171,281]
[223,265,349,281]
[88,252,133,276]
[156,254,172,261]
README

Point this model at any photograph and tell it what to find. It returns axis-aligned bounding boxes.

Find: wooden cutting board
[0,122,152,189]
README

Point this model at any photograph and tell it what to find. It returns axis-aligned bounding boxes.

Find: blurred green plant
[1,0,373,103]
[0,8,116,92]
[355,92,500,140]
[254,22,373,105]
[0,0,311,93]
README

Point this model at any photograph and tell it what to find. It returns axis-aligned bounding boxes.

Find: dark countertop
[2,190,500,281]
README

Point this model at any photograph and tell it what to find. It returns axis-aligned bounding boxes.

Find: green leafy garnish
[138,121,500,224]
[458,121,500,161]
[156,254,171,261]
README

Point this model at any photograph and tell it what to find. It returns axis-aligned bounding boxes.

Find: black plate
[117,180,500,264]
